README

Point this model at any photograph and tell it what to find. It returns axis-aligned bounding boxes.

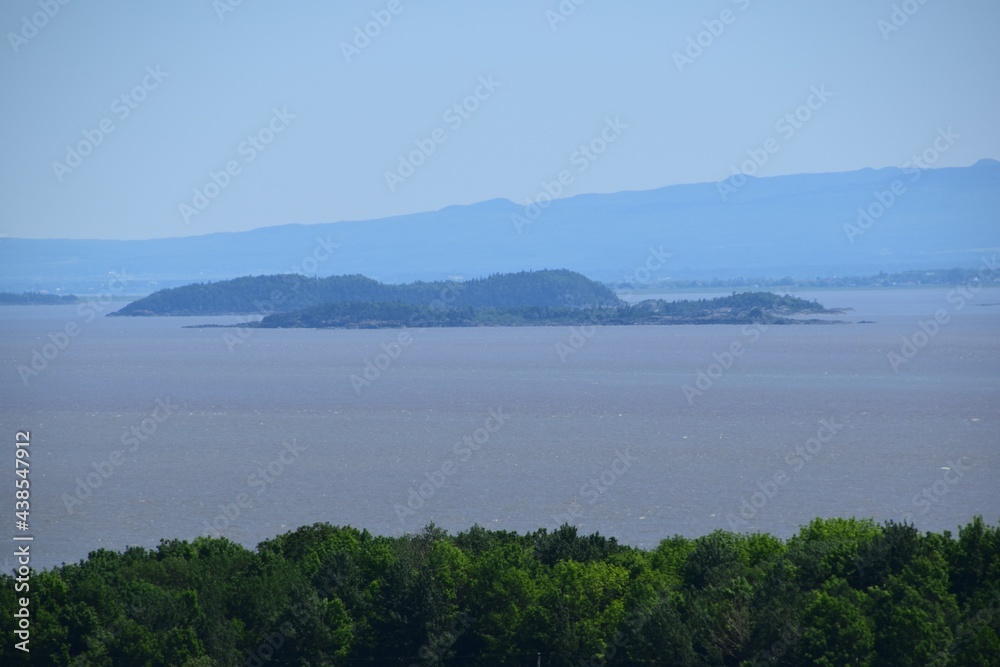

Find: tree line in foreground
[2,517,998,666]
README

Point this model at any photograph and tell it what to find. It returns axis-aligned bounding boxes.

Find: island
[108,269,845,328]
[255,291,841,329]
[0,291,78,305]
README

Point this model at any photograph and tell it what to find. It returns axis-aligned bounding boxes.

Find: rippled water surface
[1,288,998,569]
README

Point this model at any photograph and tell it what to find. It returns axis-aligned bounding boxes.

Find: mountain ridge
[2,161,997,294]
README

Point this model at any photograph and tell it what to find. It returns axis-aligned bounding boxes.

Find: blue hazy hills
[2,160,997,295]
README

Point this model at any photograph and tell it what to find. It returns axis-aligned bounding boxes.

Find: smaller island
[107,269,845,329]
[255,291,843,329]
[0,291,78,305]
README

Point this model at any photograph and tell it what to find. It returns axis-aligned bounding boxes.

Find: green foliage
[870,550,960,666]
[259,290,835,329]
[800,578,874,666]
[526,559,630,660]
[787,516,882,589]
[0,291,79,305]
[533,524,625,566]
[111,269,621,316]
[1,518,997,665]
[110,268,839,330]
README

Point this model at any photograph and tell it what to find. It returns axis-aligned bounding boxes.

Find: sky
[1,0,998,240]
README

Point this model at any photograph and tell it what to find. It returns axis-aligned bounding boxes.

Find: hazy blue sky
[1,0,997,240]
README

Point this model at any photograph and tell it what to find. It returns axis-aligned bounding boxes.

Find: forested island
[109,270,843,328]
[0,292,78,305]
[109,270,620,317]
[255,291,840,329]
[2,518,997,665]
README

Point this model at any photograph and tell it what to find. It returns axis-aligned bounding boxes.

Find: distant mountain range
[2,160,997,295]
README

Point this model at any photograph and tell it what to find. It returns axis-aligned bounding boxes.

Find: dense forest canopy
[109,270,622,316]
[0,292,78,305]
[110,269,841,328]
[3,517,998,665]
[256,291,840,329]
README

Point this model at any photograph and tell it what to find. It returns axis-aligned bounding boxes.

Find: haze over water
[2,288,998,570]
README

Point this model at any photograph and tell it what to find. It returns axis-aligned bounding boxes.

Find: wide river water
[1,288,998,570]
